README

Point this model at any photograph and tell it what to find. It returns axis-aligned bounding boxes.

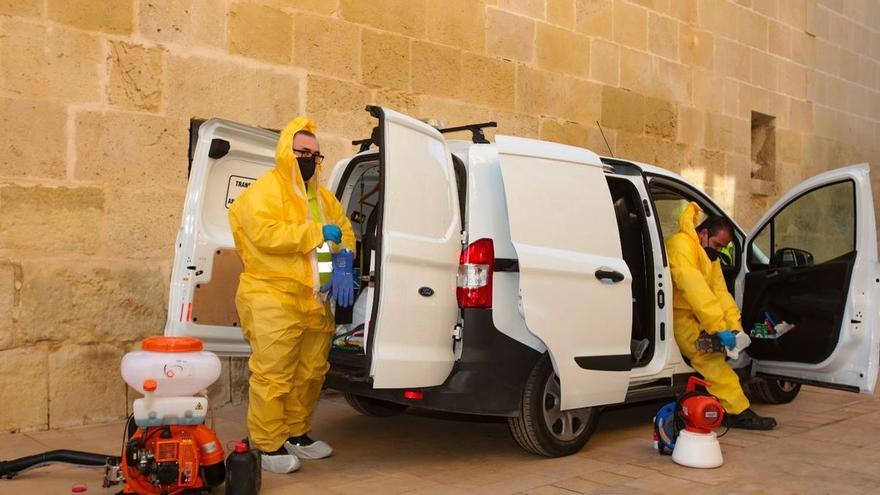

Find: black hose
[0,450,121,479]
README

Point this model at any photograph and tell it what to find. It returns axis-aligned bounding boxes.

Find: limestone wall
[0,0,878,432]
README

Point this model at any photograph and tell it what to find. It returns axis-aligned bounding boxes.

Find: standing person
[229,117,356,473]
[666,202,776,430]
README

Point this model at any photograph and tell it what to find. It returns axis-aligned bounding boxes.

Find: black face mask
[298,156,317,182]
[704,246,720,262]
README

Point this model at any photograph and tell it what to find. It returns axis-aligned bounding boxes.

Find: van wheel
[747,378,801,404]
[508,355,599,457]
[343,393,409,417]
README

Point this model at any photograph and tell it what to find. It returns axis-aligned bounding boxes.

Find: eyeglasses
[293,148,325,165]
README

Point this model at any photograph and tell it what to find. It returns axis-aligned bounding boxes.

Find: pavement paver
[0,385,878,494]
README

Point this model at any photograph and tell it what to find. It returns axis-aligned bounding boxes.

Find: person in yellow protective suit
[229,117,356,473]
[666,202,777,430]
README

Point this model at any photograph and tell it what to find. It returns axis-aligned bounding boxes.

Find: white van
[167,106,880,457]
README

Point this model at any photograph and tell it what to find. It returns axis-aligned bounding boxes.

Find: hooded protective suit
[229,117,355,452]
[666,202,749,415]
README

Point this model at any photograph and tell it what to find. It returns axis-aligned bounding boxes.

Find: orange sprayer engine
[122,424,225,495]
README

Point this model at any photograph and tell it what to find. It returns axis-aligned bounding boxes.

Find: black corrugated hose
[0,450,121,479]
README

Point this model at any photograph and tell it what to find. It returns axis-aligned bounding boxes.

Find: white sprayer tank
[122,337,221,397]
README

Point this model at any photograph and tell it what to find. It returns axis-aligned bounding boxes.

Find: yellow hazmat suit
[229,117,355,452]
[666,202,750,414]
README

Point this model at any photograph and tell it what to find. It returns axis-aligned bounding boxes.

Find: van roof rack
[352,125,382,153]
[438,121,497,144]
[352,137,374,153]
[351,121,499,152]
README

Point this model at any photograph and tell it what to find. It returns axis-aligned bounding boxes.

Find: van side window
[747,180,855,270]
[648,179,740,292]
[652,191,705,242]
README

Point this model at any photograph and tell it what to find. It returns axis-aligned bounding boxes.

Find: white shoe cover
[285,439,333,459]
[261,452,301,473]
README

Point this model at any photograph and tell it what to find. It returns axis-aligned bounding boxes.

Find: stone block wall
[0,0,878,432]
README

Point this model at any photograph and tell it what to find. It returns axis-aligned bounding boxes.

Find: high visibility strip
[308,187,334,285]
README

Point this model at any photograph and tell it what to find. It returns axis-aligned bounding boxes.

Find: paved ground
[2,386,880,494]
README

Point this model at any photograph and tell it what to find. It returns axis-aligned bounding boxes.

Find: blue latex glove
[320,249,354,307]
[717,330,737,351]
[322,224,342,244]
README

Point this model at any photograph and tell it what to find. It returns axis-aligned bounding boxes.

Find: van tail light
[456,238,494,309]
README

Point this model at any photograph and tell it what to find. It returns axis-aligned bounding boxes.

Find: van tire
[746,378,801,404]
[343,393,409,417]
[508,354,599,457]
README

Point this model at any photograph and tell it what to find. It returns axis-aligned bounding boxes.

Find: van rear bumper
[325,308,542,417]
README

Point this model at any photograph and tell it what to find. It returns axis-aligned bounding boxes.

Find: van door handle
[595,268,625,283]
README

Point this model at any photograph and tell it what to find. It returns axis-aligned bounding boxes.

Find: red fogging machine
[653,376,725,468]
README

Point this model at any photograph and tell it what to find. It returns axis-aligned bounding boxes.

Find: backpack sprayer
[0,337,229,494]
[653,376,725,469]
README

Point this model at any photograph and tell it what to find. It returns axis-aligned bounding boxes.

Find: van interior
[607,177,655,367]
[330,155,380,358]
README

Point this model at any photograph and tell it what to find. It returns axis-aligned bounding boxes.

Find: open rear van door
[366,107,462,388]
[165,119,277,356]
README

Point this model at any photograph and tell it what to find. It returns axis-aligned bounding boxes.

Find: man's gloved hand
[717,330,737,351]
[322,224,342,244]
[320,249,354,307]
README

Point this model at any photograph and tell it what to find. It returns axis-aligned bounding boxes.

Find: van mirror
[771,247,814,268]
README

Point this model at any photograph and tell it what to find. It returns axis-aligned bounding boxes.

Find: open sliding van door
[741,164,879,394]
[366,106,462,388]
[497,136,633,410]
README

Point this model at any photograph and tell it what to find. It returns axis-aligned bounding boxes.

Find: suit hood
[274,116,319,199]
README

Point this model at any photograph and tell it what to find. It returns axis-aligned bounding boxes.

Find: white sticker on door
[226,175,255,208]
